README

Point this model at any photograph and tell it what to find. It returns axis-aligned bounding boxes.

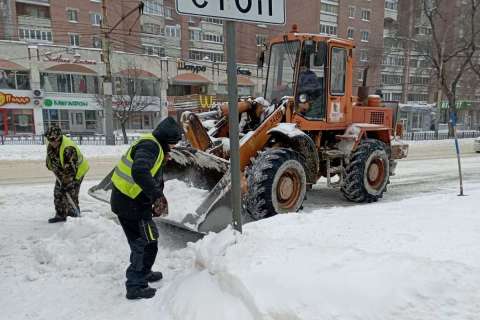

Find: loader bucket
[88,146,233,234]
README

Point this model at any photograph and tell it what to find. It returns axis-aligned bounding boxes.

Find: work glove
[152,196,168,217]
[139,219,159,244]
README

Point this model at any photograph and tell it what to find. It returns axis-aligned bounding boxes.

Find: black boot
[126,286,156,300]
[48,216,66,223]
[145,271,163,283]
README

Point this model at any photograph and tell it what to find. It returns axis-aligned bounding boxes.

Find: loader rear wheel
[245,148,307,220]
[341,139,390,203]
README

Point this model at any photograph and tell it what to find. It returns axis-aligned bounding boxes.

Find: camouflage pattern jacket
[46,144,78,187]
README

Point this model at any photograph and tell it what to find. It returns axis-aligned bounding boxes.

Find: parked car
[474,137,480,153]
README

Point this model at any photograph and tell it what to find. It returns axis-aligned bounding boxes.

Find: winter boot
[126,286,157,300]
[48,216,67,223]
[145,271,163,283]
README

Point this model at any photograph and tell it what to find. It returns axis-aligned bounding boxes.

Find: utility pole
[102,0,115,145]
[401,0,415,104]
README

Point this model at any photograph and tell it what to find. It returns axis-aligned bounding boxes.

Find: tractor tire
[245,148,307,220]
[341,139,390,203]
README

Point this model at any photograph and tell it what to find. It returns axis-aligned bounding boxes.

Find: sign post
[175,0,286,233]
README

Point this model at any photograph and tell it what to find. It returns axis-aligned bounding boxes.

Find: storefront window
[143,114,151,128]
[40,73,99,94]
[0,70,31,90]
[43,109,70,131]
[85,110,97,130]
[131,114,143,129]
[2,110,34,134]
[114,77,159,97]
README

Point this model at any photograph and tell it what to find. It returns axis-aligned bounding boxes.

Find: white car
[474,137,480,153]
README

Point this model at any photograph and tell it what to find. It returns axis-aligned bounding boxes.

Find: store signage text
[43,52,97,65]
[177,59,207,73]
[43,98,88,108]
[0,92,31,106]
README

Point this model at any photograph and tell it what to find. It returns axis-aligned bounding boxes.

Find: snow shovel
[55,176,81,217]
[88,146,233,233]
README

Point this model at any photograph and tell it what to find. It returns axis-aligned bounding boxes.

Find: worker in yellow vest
[110,117,182,300]
[45,126,89,223]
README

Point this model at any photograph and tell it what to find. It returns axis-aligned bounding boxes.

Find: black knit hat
[45,126,62,142]
[152,117,182,145]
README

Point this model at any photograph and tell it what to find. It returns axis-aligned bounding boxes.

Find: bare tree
[421,0,480,136]
[98,65,159,144]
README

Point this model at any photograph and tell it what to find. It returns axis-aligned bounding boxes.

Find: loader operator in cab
[297,44,326,119]
[110,117,182,300]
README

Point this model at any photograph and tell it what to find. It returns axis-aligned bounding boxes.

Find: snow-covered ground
[2,174,480,319]
[0,144,129,161]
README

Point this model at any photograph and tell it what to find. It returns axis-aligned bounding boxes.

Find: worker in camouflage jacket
[45,126,90,223]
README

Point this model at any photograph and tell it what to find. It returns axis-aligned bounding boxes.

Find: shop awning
[45,64,96,74]
[117,68,158,78]
[171,73,212,85]
[220,75,255,86]
[0,58,28,71]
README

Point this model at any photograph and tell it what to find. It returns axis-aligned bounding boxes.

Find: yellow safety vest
[111,134,164,199]
[47,135,90,181]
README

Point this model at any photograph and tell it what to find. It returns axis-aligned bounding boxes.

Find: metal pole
[102,0,115,145]
[451,113,465,196]
[225,21,242,233]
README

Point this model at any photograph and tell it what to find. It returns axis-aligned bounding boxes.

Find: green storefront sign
[440,100,473,110]
[43,98,88,108]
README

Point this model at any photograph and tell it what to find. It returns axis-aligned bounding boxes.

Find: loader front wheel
[341,139,390,203]
[246,148,307,220]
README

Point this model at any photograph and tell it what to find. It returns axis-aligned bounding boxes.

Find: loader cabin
[260,26,394,136]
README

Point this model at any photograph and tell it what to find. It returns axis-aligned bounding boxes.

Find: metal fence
[401,130,480,141]
[0,135,140,145]
[2,130,479,145]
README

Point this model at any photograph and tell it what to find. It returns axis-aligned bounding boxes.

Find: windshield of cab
[265,41,300,105]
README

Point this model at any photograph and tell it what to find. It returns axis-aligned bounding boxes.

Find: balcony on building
[16,2,51,28]
[15,0,49,7]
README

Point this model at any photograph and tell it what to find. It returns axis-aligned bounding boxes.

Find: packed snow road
[1,140,480,319]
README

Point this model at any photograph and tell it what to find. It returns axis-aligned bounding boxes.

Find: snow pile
[32,212,128,279]
[162,179,210,228]
[159,187,480,320]
[0,144,128,161]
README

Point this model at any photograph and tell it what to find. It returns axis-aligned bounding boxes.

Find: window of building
[69,34,80,46]
[19,28,53,42]
[165,25,180,38]
[203,17,223,24]
[85,110,98,130]
[43,109,70,132]
[349,6,355,18]
[382,55,405,66]
[361,9,371,21]
[202,32,223,43]
[409,76,430,85]
[0,70,31,90]
[189,29,201,41]
[408,93,429,102]
[320,24,337,36]
[141,23,163,35]
[256,34,267,46]
[143,45,165,57]
[143,0,163,15]
[331,47,347,95]
[16,3,50,18]
[189,49,224,62]
[347,28,354,39]
[164,6,173,18]
[90,12,102,26]
[385,0,398,10]
[114,77,159,97]
[360,49,368,62]
[67,9,79,22]
[361,30,369,42]
[92,36,102,48]
[381,74,404,85]
[40,73,99,94]
[321,3,338,15]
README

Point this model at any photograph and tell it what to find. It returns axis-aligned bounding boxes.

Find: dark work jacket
[111,140,165,220]
[110,117,181,221]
